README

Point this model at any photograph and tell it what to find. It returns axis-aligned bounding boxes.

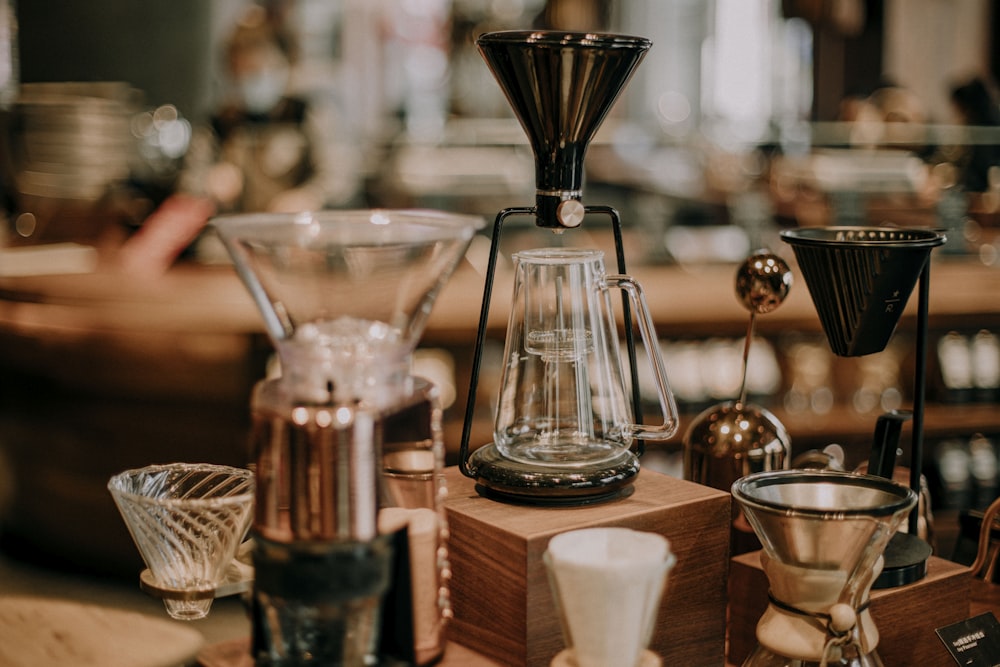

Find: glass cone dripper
[108,463,254,620]
[213,209,485,406]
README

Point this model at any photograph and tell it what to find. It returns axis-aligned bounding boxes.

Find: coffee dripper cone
[458,31,673,505]
[780,227,944,358]
[214,209,484,665]
[732,470,916,667]
[476,31,650,226]
[544,527,675,667]
[216,209,484,409]
[108,463,254,621]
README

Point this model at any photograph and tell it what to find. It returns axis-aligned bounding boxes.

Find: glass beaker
[494,248,677,467]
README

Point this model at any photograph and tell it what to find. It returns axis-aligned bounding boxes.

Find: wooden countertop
[0,551,503,667]
[0,255,997,343]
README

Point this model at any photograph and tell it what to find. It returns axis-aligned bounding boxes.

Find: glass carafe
[214,209,484,666]
[732,470,917,667]
[494,247,677,467]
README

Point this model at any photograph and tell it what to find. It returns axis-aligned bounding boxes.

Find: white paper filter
[543,527,675,667]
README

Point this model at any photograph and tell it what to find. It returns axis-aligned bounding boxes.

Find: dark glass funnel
[476,31,650,225]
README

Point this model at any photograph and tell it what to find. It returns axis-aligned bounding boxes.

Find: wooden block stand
[443,466,732,667]
[728,550,972,666]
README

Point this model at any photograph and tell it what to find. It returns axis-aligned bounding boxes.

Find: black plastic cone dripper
[476,31,650,227]
[780,227,945,357]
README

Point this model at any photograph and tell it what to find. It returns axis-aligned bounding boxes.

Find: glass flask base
[497,434,625,467]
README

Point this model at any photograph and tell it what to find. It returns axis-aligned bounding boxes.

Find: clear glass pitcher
[494,247,678,466]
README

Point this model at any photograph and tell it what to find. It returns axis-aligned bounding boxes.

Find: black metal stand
[874,260,933,589]
[909,261,930,536]
[458,205,644,487]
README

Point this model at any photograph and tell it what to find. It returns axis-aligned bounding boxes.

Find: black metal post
[458,207,531,478]
[909,262,931,535]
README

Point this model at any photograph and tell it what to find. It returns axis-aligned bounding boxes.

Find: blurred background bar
[0,0,998,587]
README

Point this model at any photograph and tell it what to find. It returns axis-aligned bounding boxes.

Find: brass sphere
[682,400,791,492]
[735,250,793,315]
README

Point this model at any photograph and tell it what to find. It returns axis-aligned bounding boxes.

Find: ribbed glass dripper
[108,463,254,620]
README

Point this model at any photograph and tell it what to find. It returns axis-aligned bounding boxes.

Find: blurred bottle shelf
[3,253,994,455]
[0,250,997,571]
[444,402,1000,463]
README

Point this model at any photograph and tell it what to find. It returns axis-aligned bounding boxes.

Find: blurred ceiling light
[657,90,691,124]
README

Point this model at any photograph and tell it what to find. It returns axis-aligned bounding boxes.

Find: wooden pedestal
[443,466,732,667]
[728,550,972,665]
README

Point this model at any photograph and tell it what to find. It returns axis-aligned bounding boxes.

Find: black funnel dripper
[780,226,945,357]
[476,31,650,227]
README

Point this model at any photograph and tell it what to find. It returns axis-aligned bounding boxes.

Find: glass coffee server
[458,30,680,504]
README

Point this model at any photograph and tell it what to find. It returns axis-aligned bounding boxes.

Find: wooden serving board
[0,595,204,667]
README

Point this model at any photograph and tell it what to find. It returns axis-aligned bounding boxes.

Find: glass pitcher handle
[606,275,679,440]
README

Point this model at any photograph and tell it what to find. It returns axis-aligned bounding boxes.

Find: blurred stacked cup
[5,82,136,243]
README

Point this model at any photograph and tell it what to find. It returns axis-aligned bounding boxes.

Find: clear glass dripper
[216,209,483,405]
[108,463,254,621]
[214,209,484,666]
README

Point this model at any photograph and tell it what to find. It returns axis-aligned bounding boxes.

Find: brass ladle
[682,249,794,554]
[733,250,793,406]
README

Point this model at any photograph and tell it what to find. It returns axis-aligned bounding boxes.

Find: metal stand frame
[458,205,643,479]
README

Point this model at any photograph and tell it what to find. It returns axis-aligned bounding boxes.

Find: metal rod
[737,313,756,407]
[459,207,532,477]
[909,261,931,535]
[587,205,643,452]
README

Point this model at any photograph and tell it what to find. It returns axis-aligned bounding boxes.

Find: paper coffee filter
[546,527,671,568]
[544,528,675,667]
